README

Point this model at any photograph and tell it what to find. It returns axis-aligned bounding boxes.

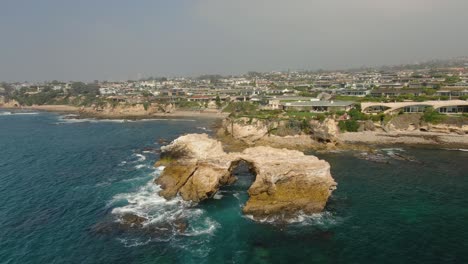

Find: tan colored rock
[154,133,337,220]
[0,99,20,108]
[220,118,270,145]
[311,117,339,142]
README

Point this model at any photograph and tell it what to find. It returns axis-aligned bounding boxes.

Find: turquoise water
[0,111,467,264]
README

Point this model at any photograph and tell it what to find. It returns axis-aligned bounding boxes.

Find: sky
[1,0,468,81]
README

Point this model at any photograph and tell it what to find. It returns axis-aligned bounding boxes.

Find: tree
[215,95,222,108]
[70,82,100,96]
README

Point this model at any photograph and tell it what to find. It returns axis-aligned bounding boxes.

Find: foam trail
[134,154,146,162]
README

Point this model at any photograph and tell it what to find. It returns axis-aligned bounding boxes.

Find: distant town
[1,57,468,115]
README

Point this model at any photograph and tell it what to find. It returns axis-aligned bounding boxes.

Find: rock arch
[155,134,337,220]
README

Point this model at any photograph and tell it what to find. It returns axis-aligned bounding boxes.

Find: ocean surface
[0,110,467,264]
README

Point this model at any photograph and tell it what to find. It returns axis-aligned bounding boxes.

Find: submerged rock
[154,133,337,220]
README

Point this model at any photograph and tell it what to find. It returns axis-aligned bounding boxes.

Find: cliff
[79,102,175,118]
[155,134,337,220]
[216,117,340,150]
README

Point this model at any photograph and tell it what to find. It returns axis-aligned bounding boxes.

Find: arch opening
[214,160,257,207]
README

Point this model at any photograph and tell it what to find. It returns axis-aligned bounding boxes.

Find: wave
[181,218,219,237]
[56,117,127,124]
[134,154,146,162]
[117,238,153,247]
[244,211,342,227]
[56,116,197,124]
[381,148,405,156]
[0,111,39,116]
[196,127,212,132]
[134,164,150,170]
[444,148,468,152]
[109,175,219,245]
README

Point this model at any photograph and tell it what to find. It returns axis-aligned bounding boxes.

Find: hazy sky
[1,0,468,81]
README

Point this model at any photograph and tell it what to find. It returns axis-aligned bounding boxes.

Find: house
[338,89,371,97]
[282,100,355,112]
[370,89,425,97]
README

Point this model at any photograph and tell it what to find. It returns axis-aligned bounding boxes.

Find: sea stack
[155,134,337,220]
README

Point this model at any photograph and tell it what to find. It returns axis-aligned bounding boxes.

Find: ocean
[0,110,467,264]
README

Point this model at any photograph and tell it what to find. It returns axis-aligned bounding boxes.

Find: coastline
[0,105,229,120]
[338,131,468,149]
[3,104,467,149]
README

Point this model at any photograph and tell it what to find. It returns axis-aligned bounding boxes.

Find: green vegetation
[143,101,150,111]
[10,82,102,107]
[215,96,222,108]
[223,102,259,114]
[422,107,446,124]
[338,120,359,132]
[12,87,64,106]
[444,75,461,84]
[175,100,203,110]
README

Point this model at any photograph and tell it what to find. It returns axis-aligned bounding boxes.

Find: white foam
[181,218,219,237]
[196,127,212,132]
[213,193,223,200]
[117,238,153,247]
[13,112,39,115]
[110,176,219,245]
[134,154,146,162]
[134,164,148,170]
[56,116,128,124]
[0,111,39,116]
[244,211,341,227]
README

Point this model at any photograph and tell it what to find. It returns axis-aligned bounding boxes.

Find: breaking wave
[243,211,342,228]
[56,115,197,124]
[0,111,39,116]
[108,165,219,247]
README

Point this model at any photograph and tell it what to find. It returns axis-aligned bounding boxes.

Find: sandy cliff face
[217,117,340,150]
[155,134,337,220]
[218,117,270,145]
[79,102,175,117]
[0,99,20,108]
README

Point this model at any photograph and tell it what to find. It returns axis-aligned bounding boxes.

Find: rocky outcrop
[419,123,467,135]
[217,117,340,150]
[155,134,337,220]
[310,118,339,143]
[218,117,270,145]
[0,99,20,108]
[79,102,175,118]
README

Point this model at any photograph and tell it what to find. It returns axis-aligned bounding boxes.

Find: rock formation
[217,117,340,150]
[155,134,337,220]
[78,102,176,118]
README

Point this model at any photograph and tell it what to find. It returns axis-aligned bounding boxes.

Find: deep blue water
[0,111,467,264]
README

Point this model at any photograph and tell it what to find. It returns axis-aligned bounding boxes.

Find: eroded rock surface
[155,134,337,220]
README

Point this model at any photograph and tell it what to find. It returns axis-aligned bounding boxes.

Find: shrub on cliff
[338,120,359,132]
[422,107,446,124]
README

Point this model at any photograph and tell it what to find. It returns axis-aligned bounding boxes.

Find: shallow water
[0,111,467,263]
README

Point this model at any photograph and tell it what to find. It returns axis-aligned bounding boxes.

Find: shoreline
[3,105,467,149]
[338,131,468,149]
[0,105,229,120]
